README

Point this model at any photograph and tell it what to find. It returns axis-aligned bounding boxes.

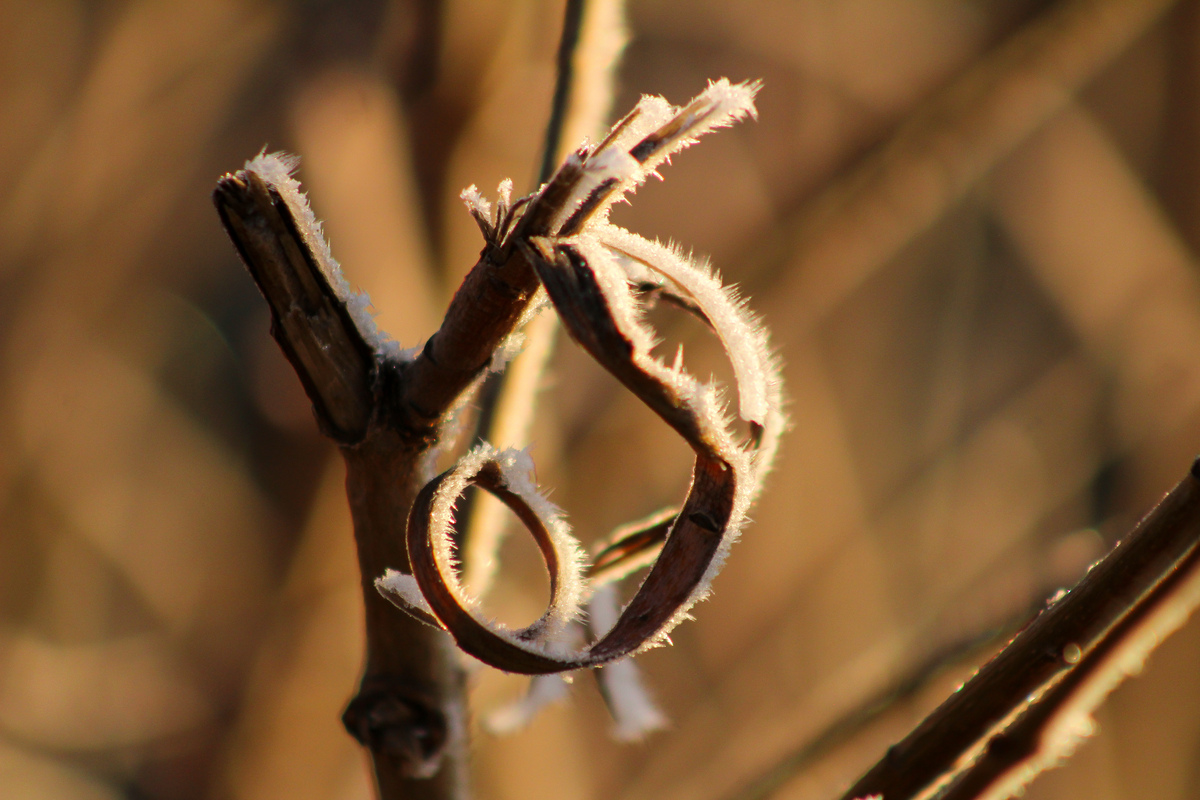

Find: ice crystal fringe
[379,81,783,700]
[243,151,416,363]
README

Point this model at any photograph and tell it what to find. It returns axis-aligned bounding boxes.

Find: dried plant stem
[459,0,625,596]
[214,169,474,798]
[839,459,1200,800]
[215,3,627,796]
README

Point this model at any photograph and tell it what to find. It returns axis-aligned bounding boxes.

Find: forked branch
[215,75,782,797]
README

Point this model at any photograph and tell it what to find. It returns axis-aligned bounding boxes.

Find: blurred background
[5,0,1200,798]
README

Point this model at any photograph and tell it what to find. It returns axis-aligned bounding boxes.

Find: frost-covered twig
[219,4,788,796]
[379,79,783,678]
[213,158,376,443]
[214,154,471,800]
[215,1,676,793]
[217,65,780,800]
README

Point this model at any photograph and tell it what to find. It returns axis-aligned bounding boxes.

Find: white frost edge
[640,78,760,183]
[580,79,760,228]
[427,444,589,652]
[550,236,755,654]
[377,569,436,617]
[606,94,676,154]
[244,151,415,363]
[597,224,786,495]
[597,226,774,430]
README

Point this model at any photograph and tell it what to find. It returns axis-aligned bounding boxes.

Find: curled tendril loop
[377,79,785,679]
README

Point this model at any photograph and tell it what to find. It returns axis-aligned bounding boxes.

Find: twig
[214,160,473,799]
[839,459,1200,800]
[213,1,641,793]
[539,0,587,187]
[935,473,1200,799]
[213,169,375,442]
[381,79,780,675]
[211,154,564,798]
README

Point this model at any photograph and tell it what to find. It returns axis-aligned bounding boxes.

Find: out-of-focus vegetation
[4,1,1200,798]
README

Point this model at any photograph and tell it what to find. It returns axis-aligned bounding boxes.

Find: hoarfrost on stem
[380,79,784,733]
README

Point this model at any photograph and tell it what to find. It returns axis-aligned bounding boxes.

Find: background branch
[841,460,1200,800]
[460,0,626,594]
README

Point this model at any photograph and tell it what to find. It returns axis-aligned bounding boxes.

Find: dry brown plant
[216,2,1200,799]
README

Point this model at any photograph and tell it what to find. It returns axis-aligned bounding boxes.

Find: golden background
[3,0,1199,798]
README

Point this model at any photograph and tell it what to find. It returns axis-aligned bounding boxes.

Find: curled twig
[378,80,785,675]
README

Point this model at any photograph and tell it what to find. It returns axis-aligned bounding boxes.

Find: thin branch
[839,459,1200,800]
[936,472,1200,799]
[213,167,375,442]
[714,506,1104,800]
[539,0,587,186]
[214,3,634,795]
[210,114,586,800]
[215,157,472,800]
[393,250,544,442]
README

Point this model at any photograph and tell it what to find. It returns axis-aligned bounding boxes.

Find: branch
[213,165,375,442]
[212,135,617,798]
[213,1,637,793]
[840,459,1200,800]
[214,155,472,799]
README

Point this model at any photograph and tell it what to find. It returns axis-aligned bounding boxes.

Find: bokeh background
[5,0,1200,798]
